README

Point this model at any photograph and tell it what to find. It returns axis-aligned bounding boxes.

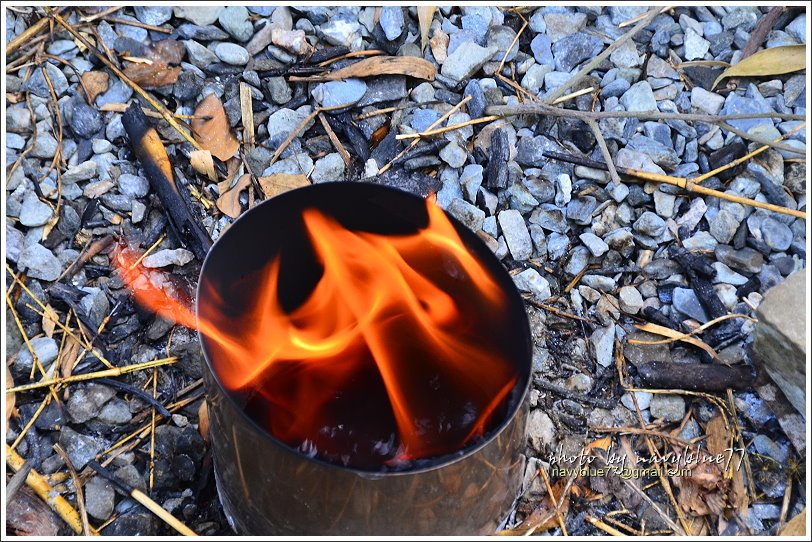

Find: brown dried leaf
[506,478,571,535]
[417,6,437,52]
[317,56,436,81]
[123,61,181,88]
[191,94,240,161]
[258,173,310,199]
[6,365,15,431]
[59,336,83,381]
[5,486,61,536]
[80,71,109,104]
[190,150,218,182]
[41,304,59,338]
[632,322,719,359]
[705,414,730,456]
[198,401,210,443]
[780,508,807,536]
[217,174,251,218]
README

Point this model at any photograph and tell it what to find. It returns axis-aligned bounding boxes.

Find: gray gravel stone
[117,174,149,198]
[447,198,485,232]
[579,232,608,257]
[513,269,551,302]
[13,337,58,375]
[97,398,133,425]
[134,6,172,26]
[441,42,497,82]
[23,63,68,98]
[66,383,116,424]
[142,249,195,268]
[684,28,710,60]
[633,211,666,237]
[619,286,644,314]
[18,243,62,281]
[311,153,345,183]
[591,324,615,367]
[379,6,404,40]
[649,394,686,422]
[184,40,219,68]
[174,7,223,26]
[6,225,24,263]
[709,208,740,244]
[312,78,367,107]
[672,287,711,322]
[691,87,725,115]
[498,210,533,260]
[552,32,603,72]
[85,476,116,521]
[439,142,467,168]
[620,81,658,112]
[219,6,254,42]
[544,11,587,41]
[19,192,53,227]
[760,216,793,251]
[214,42,250,65]
[58,426,110,469]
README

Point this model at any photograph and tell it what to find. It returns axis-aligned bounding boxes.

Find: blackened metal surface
[197,182,532,535]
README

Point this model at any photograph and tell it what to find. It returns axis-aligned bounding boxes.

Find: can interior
[197,182,532,472]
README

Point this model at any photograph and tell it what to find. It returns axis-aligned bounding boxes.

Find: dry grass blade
[191,94,240,161]
[293,56,437,82]
[713,45,806,89]
[240,82,255,152]
[5,365,15,431]
[417,7,437,52]
[630,314,756,347]
[632,322,719,359]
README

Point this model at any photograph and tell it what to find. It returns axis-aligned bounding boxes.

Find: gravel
[498,210,533,260]
[17,243,62,281]
[142,248,195,268]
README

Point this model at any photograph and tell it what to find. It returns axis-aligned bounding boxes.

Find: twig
[6,7,65,56]
[53,443,93,536]
[539,468,569,535]
[586,515,627,536]
[267,103,352,168]
[317,112,352,168]
[395,115,501,140]
[544,8,660,103]
[5,461,32,504]
[552,86,596,105]
[740,7,785,59]
[379,95,471,175]
[6,357,178,394]
[585,118,621,185]
[533,377,616,409]
[102,16,172,34]
[6,444,99,535]
[544,151,805,219]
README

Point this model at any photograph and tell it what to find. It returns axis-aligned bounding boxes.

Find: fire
[115,197,519,467]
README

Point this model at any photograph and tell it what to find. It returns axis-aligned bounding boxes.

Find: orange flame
[115,198,518,466]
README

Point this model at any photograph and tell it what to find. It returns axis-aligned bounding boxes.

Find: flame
[115,198,519,466]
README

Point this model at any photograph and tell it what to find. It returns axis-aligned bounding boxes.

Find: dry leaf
[417,6,437,52]
[311,56,437,82]
[198,401,210,443]
[122,39,185,89]
[190,150,218,182]
[258,173,310,199]
[191,94,240,161]
[713,45,806,89]
[498,478,571,535]
[41,304,59,338]
[59,336,83,382]
[586,436,612,451]
[81,71,109,104]
[6,365,15,431]
[780,508,806,536]
[6,486,61,536]
[217,174,251,218]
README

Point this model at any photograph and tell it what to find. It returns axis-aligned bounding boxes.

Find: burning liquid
[116,197,521,469]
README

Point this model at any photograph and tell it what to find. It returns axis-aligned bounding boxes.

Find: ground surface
[4,5,808,536]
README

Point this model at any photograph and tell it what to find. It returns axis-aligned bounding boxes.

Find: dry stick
[102,16,172,34]
[6,357,177,394]
[79,5,122,23]
[45,8,200,150]
[395,115,501,140]
[486,103,805,154]
[6,7,65,55]
[379,95,471,175]
[545,8,660,103]
[318,112,352,168]
[87,461,197,536]
[6,444,99,535]
[267,102,354,167]
[538,468,568,535]
[692,121,807,183]
[53,443,94,536]
[5,461,32,504]
[239,82,255,152]
[544,151,805,219]
[585,515,626,536]
[585,118,621,185]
